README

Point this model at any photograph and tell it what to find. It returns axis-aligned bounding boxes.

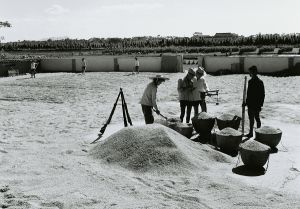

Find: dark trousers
[82,66,86,74]
[180,100,198,123]
[141,105,154,124]
[199,92,207,112]
[192,100,200,118]
[248,107,261,134]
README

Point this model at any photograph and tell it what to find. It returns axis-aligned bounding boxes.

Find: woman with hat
[177,68,196,123]
[194,67,209,112]
[140,75,169,124]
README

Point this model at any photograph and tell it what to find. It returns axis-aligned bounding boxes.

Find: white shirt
[31,62,36,70]
[82,60,87,67]
[140,82,158,110]
[135,60,140,67]
[193,77,209,100]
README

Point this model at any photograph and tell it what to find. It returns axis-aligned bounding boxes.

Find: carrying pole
[241,76,247,136]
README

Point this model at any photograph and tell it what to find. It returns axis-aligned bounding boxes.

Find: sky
[0,0,300,42]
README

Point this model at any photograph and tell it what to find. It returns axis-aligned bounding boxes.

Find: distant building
[213,33,239,40]
[193,32,211,38]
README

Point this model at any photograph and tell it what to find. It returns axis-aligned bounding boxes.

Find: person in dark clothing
[243,65,265,137]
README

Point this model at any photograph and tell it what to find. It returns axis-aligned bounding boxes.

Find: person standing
[177,68,196,123]
[140,75,169,124]
[134,57,140,74]
[194,67,209,112]
[243,65,265,137]
[30,60,38,78]
[81,58,87,74]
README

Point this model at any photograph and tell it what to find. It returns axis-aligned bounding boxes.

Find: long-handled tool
[241,76,247,136]
[152,108,168,120]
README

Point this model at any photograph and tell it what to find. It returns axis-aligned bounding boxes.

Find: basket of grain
[174,123,194,138]
[239,140,271,168]
[255,126,282,148]
[216,113,241,130]
[192,112,215,135]
[155,117,181,130]
[216,127,242,153]
[166,117,182,130]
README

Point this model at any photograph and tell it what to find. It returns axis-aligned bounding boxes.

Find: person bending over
[140,75,169,124]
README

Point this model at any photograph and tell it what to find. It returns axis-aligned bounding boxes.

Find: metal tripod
[91,88,132,144]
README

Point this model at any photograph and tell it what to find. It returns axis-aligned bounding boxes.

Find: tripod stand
[91,88,132,144]
[206,89,219,105]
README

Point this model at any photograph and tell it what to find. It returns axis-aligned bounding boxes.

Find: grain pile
[256,126,282,134]
[239,139,270,152]
[217,127,242,136]
[194,112,215,120]
[90,124,232,173]
[217,113,235,121]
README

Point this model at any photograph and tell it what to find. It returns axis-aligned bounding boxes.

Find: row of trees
[1,19,299,54]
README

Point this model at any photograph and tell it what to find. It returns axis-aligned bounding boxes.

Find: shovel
[152,108,168,120]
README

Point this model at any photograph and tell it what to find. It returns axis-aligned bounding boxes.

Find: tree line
[1,33,300,54]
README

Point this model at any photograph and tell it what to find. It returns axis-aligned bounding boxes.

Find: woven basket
[239,141,270,168]
[255,128,282,148]
[216,115,241,130]
[216,133,242,152]
[192,117,215,135]
[174,123,194,138]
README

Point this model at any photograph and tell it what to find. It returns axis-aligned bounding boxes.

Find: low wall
[118,57,161,72]
[0,61,30,76]
[39,55,182,73]
[200,56,241,73]
[41,58,73,72]
[198,55,300,75]
[75,56,114,72]
[244,57,288,73]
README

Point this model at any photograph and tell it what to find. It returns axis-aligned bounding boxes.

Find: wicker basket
[239,140,271,168]
[174,123,194,138]
[216,115,241,130]
[216,132,242,153]
[192,116,215,135]
[255,127,282,148]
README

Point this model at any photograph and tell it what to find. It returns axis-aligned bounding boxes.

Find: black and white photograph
[1,0,300,208]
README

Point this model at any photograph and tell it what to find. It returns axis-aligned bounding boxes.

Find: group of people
[140,66,210,124]
[177,67,209,123]
[140,65,265,138]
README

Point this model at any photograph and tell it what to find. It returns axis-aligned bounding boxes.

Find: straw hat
[149,75,169,81]
[188,68,196,76]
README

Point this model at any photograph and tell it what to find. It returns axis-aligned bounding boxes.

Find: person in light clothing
[194,67,209,112]
[81,58,87,74]
[140,75,169,124]
[30,60,38,78]
[177,68,196,123]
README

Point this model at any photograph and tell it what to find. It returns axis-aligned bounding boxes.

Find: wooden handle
[241,76,247,135]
